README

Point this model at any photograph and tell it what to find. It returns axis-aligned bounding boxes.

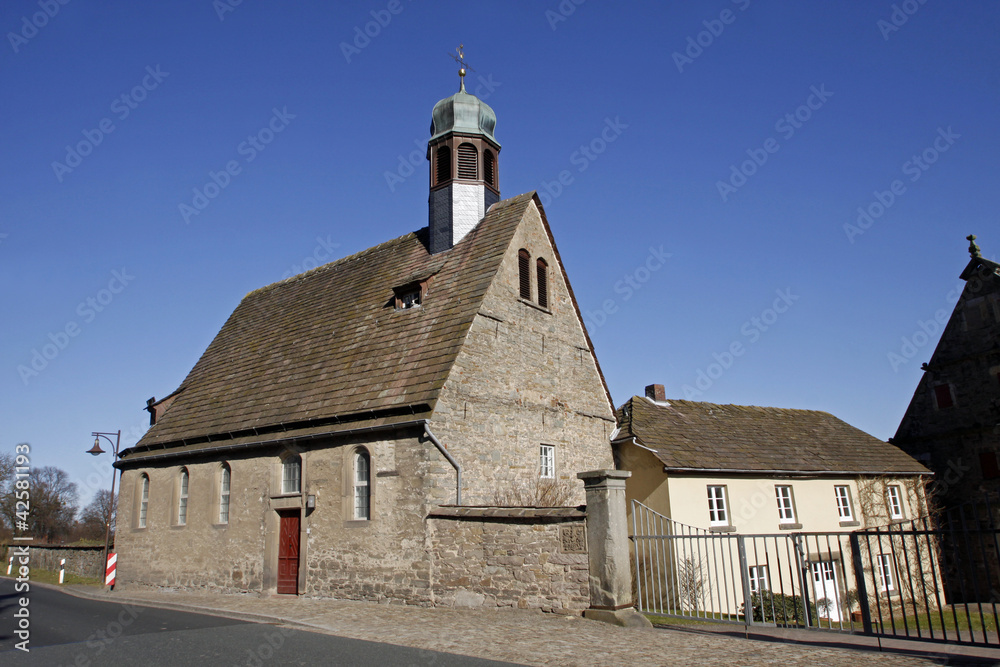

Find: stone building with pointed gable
[893,236,1000,509]
[114,75,616,607]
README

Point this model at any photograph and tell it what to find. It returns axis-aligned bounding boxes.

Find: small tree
[677,556,707,612]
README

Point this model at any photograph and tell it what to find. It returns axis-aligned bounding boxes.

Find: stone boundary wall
[1,544,106,579]
[427,506,590,613]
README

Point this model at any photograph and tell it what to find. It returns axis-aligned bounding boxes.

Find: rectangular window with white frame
[707,485,729,527]
[887,485,904,520]
[749,565,769,593]
[878,553,896,592]
[775,485,796,524]
[539,444,555,479]
[834,485,854,521]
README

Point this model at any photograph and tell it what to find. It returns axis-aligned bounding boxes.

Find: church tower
[427,57,500,254]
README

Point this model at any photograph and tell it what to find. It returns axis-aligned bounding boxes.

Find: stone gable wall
[895,266,1000,504]
[427,509,590,612]
[431,200,615,506]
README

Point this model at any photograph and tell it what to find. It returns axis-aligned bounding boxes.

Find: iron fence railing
[630,499,1000,647]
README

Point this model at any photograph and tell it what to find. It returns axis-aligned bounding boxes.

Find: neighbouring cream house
[615,384,932,623]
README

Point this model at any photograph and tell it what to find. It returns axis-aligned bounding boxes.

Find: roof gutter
[114,420,428,469]
[422,422,462,505]
[662,466,933,477]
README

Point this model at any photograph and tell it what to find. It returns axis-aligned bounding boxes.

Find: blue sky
[2,0,997,506]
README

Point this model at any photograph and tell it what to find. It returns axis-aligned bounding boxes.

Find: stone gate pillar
[577,470,651,628]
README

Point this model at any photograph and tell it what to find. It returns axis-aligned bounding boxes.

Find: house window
[518,249,531,300]
[878,553,896,592]
[457,142,478,180]
[138,474,149,528]
[540,445,555,479]
[282,454,301,494]
[536,258,548,309]
[834,485,854,521]
[354,449,370,520]
[219,464,231,524]
[980,452,1000,480]
[707,485,728,526]
[435,146,450,185]
[887,485,904,520]
[933,384,954,409]
[177,468,189,525]
[749,565,769,593]
[484,149,495,188]
[775,485,796,524]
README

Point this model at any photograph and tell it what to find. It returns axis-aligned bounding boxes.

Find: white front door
[811,561,841,621]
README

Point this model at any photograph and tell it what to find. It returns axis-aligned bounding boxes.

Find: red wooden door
[277,511,300,594]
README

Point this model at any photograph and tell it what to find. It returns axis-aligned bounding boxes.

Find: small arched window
[219,464,231,524]
[457,143,478,180]
[435,146,451,185]
[138,474,149,528]
[484,149,495,188]
[354,449,371,520]
[537,258,549,309]
[518,249,531,300]
[282,454,301,494]
[178,468,189,525]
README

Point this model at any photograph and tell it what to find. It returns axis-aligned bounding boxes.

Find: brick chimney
[645,384,666,403]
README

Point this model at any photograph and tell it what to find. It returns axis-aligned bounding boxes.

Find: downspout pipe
[422,422,462,506]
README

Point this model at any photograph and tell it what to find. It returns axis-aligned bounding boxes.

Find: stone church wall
[432,200,616,507]
[427,507,590,612]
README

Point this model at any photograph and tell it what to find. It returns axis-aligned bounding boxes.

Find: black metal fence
[630,499,1000,647]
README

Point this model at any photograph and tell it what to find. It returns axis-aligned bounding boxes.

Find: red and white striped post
[105,552,117,588]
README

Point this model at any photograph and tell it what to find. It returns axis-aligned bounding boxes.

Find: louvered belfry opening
[484,150,495,188]
[536,258,548,308]
[457,143,478,180]
[435,146,451,185]
[518,249,531,300]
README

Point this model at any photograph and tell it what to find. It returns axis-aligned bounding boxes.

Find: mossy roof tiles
[616,396,930,476]
[123,193,537,462]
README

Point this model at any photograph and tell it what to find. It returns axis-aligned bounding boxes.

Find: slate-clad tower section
[427,74,501,254]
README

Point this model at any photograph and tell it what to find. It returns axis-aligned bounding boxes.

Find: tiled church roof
[123,193,539,461]
[615,396,930,475]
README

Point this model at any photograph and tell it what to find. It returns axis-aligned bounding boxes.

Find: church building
[114,69,616,604]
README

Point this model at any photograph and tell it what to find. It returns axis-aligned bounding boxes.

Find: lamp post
[88,430,121,588]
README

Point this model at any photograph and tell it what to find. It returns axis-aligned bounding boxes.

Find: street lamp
[88,430,121,588]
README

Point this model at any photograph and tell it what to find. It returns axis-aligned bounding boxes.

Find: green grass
[1,569,102,586]
[875,606,1000,639]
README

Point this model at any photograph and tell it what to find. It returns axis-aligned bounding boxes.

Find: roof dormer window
[394,279,429,311]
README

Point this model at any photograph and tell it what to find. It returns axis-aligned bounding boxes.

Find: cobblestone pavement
[61,585,999,666]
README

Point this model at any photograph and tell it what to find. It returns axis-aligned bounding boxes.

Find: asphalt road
[0,578,519,666]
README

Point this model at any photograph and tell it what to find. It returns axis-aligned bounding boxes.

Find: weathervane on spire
[449,43,474,91]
